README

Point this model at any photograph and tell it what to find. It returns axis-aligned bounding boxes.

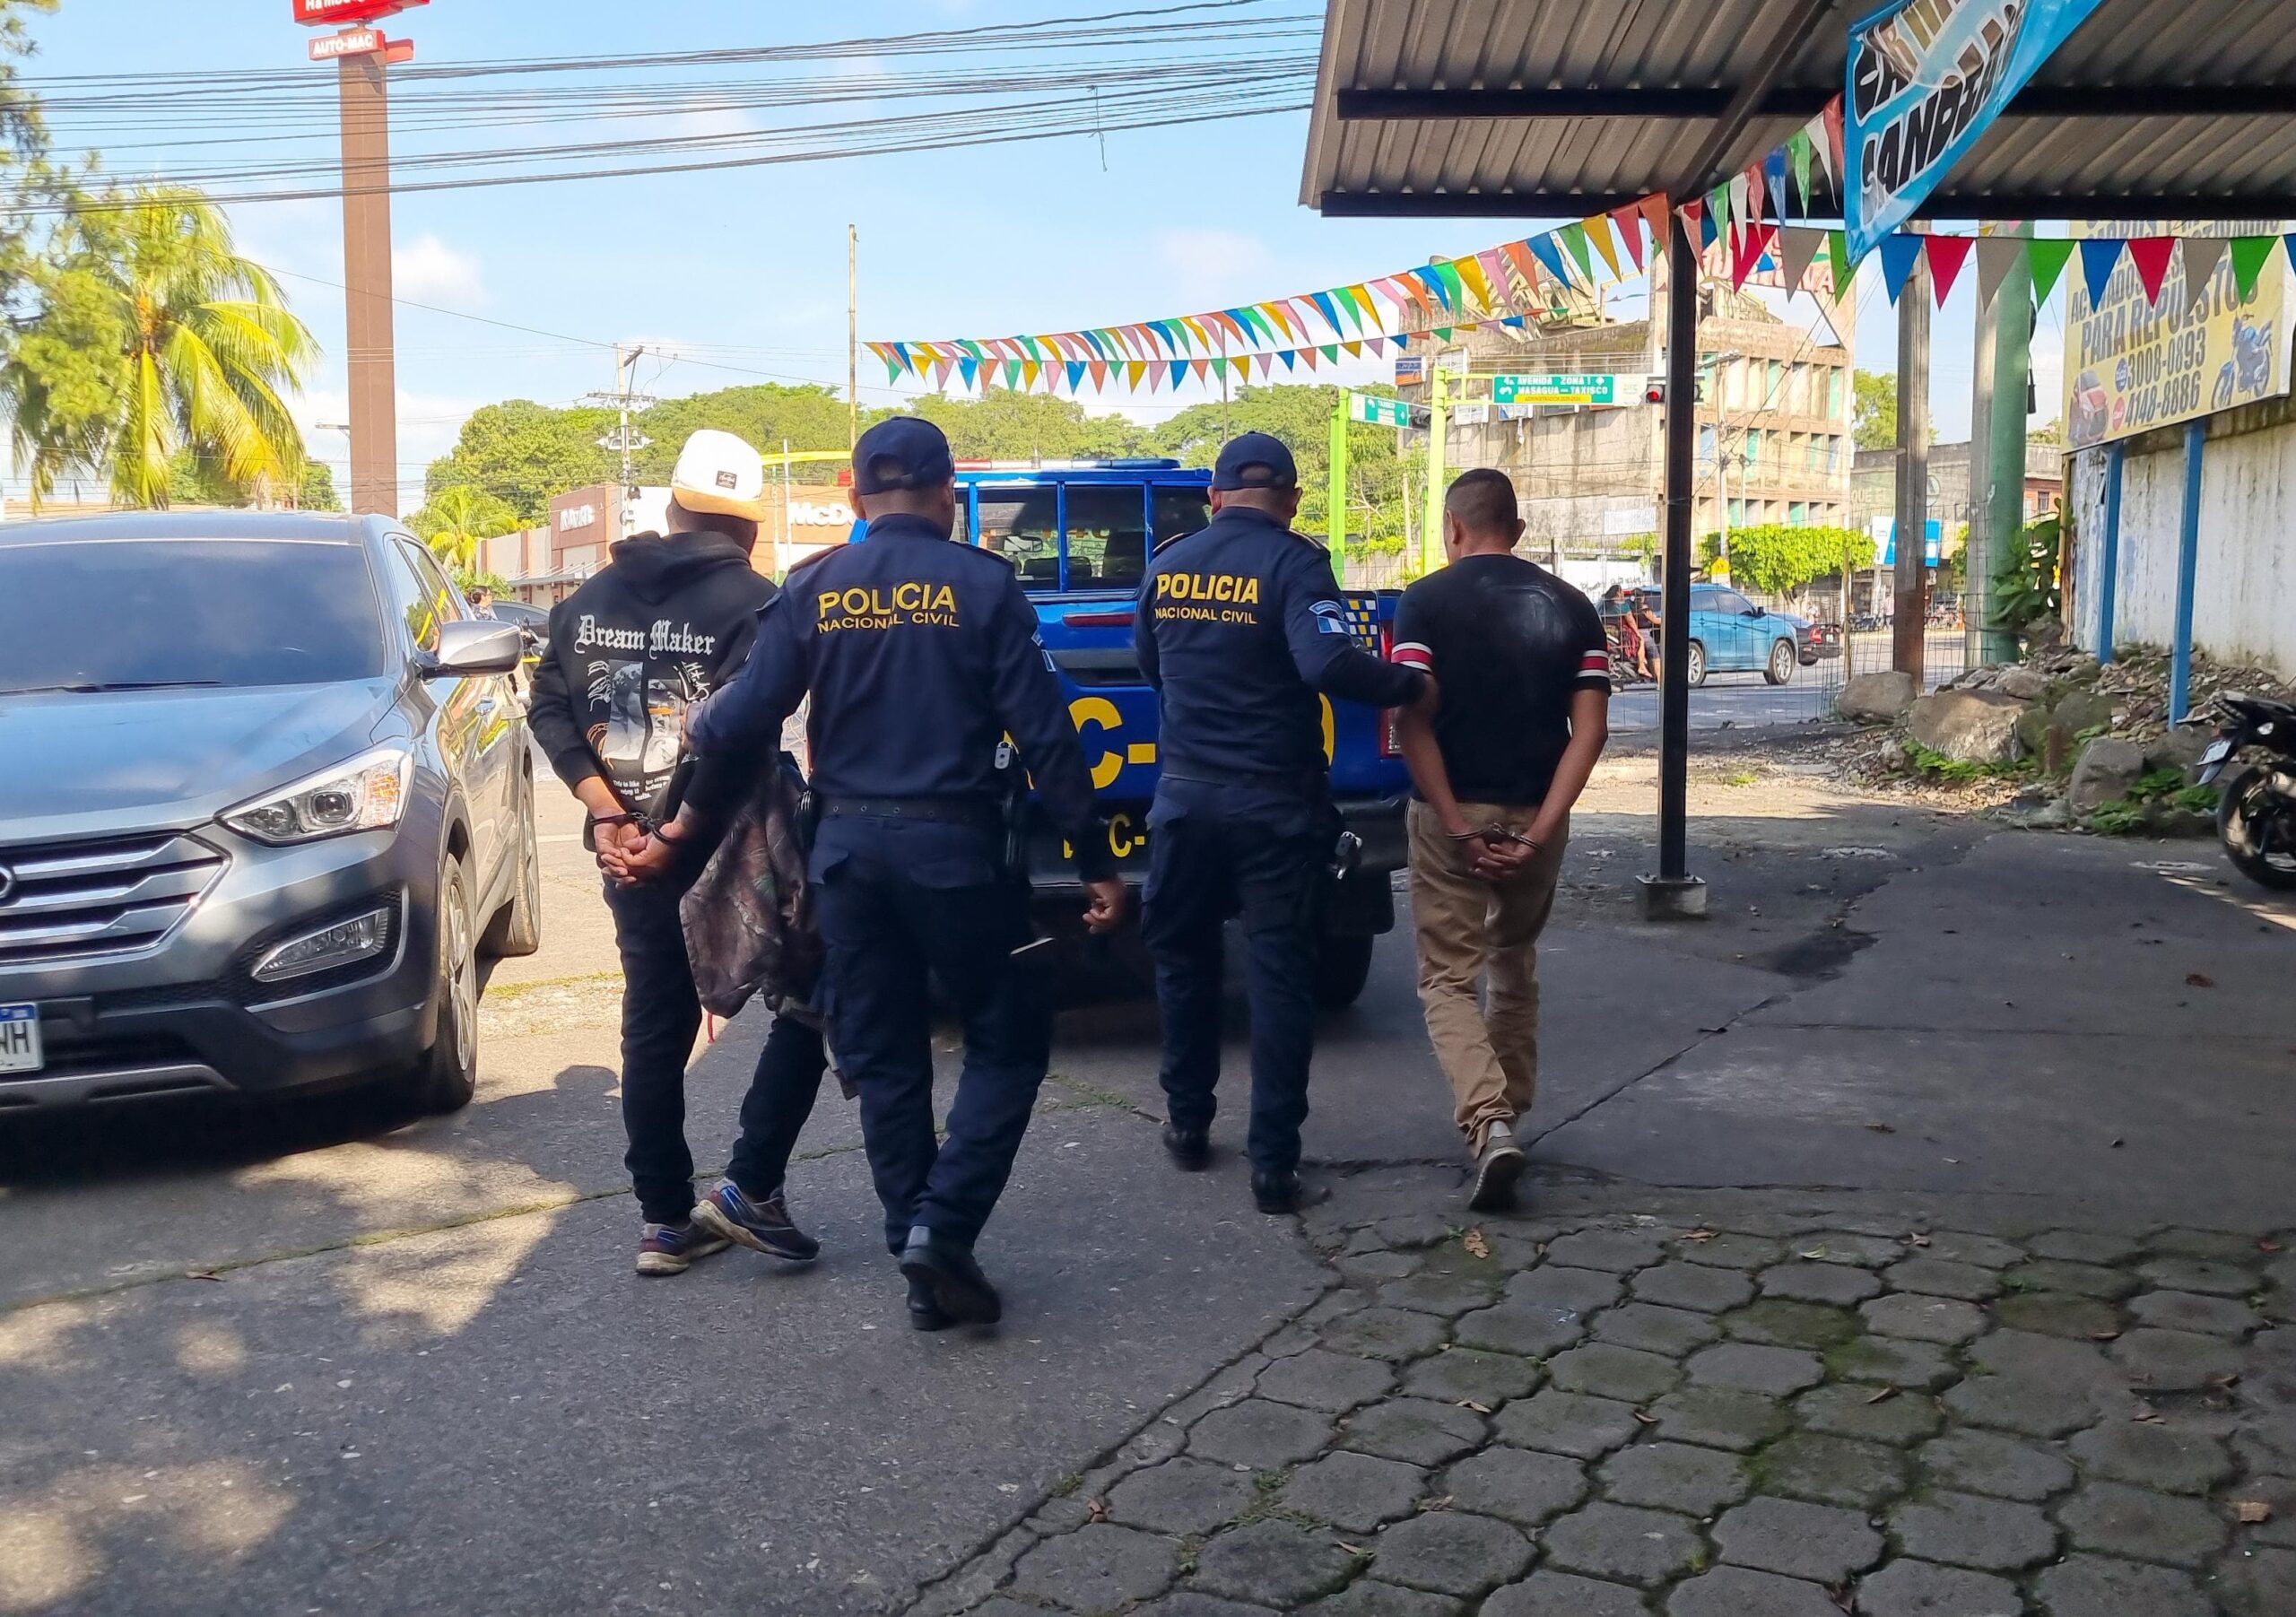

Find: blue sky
[18,2,2042,505]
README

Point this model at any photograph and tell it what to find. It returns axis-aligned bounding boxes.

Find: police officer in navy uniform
[1136,432,1435,1213]
[654,416,1126,1330]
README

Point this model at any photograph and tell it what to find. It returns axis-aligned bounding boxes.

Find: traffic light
[1643,377,1666,405]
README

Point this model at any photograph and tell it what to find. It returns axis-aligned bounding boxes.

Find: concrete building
[1401,282,1855,570]
[494,479,858,602]
[1850,440,2066,534]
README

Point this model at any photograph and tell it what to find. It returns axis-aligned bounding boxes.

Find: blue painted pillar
[2096,443,2125,665]
[2170,420,2205,723]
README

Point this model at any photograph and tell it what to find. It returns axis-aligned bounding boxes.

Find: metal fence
[1606,620,1969,732]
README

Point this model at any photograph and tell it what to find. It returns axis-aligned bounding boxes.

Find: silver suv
[0,512,541,1116]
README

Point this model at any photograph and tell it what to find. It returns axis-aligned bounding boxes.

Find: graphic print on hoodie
[529,529,775,819]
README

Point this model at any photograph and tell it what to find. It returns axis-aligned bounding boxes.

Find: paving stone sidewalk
[903,1177,2296,1617]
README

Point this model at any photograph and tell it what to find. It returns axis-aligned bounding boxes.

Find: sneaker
[691,1178,822,1263]
[635,1221,731,1276]
[1467,1120,1526,1213]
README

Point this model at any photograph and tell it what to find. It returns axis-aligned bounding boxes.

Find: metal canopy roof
[1301,0,2296,219]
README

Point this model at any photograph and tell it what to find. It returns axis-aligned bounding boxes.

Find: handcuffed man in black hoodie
[529,430,831,1277]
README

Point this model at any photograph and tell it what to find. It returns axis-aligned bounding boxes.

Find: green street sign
[1346,392,1413,426]
[1491,372,1622,406]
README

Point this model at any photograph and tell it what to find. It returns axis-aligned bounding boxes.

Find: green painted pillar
[1327,401,1350,585]
[1422,370,1448,577]
[1978,223,2035,665]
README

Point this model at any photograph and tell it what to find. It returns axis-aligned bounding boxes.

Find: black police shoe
[907,1275,954,1333]
[899,1226,1002,1326]
[1251,1169,1329,1215]
[1162,1121,1210,1170]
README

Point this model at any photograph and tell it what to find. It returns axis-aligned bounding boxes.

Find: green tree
[297,460,342,512]
[1852,369,1899,450]
[0,1,60,311]
[903,388,1144,461]
[410,483,520,575]
[633,382,850,480]
[1698,524,1875,597]
[1152,384,1414,552]
[6,187,316,509]
[425,399,615,525]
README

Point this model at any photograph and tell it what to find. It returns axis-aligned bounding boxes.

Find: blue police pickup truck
[940,458,1409,1006]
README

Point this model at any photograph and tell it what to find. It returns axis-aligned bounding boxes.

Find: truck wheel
[1312,933,1376,1008]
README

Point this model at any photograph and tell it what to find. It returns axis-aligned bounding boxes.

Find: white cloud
[391,236,485,310]
[1152,228,1279,311]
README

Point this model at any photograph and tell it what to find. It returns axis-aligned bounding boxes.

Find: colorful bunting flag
[1880,233,1925,303]
[1761,148,1788,225]
[1779,226,1822,291]
[2126,237,2177,304]
[1583,214,1623,281]
[1821,96,1845,180]
[1428,258,1467,312]
[959,357,980,389]
[2229,236,2277,300]
[2078,237,2124,310]
[1639,194,1671,256]
[1925,234,1973,304]
[1974,238,2023,309]
[1734,223,1777,291]
[1526,233,1571,287]
[2179,236,2228,307]
[1611,204,1646,272]
[2027,238,2075,304]
[1827,230,1852,291]
[1308,289,1344,337]
[1786,129,1813,214]
[1558,221,1595,283]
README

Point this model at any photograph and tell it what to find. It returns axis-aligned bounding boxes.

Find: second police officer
[1135,432,1435,1213]
[660,416,1126,1330]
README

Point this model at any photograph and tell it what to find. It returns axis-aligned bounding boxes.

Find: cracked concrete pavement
[2,735,2292,1614]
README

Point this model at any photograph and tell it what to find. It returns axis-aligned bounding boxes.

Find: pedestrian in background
[662,415,1126,1330]
[530,430,831,1276]
[1135,431,1434,1214]
[1391,468,1611,1212]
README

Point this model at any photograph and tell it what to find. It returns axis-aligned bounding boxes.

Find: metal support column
[1326,403,1351,584]
[2170,420,2205,721]
[2097,443,2125,664]
[1639,213,1707,919]
[1892,255,1932,681]
[1420,369,1448,577]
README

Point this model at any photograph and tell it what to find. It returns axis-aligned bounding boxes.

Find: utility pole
[1973,223,2034,665]
[1421,367,1450,577]
[338,47,398,517]
[1893,255,1933,682]
[847,224,859,448]
[585,345,655,536]
[295,3,423,517]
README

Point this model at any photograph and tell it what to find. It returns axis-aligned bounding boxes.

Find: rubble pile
[1830,632,2292,832]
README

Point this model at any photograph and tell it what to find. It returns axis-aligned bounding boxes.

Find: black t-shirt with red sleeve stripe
[1390,552,1610,807]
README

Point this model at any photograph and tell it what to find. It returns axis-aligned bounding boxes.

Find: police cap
[1210,430,1298,491]
[852,415,955,495]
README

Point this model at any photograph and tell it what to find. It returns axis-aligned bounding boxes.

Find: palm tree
[410,483,518,575]
[4,185,316,508]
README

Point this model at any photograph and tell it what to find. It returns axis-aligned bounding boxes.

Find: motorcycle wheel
[2215,767,2296,891]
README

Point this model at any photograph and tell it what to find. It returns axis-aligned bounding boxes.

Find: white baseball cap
[669,429,766,519]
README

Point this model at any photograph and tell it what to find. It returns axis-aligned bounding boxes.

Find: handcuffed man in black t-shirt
[1389,469,1611,1212]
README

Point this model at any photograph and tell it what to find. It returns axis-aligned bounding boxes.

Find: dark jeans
[810,817,1046,1254]
[1140,779,1326,1177]
[604,874,829,1226]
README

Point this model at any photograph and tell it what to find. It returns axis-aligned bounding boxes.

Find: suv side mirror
[1744,604,1765,617]
[429,619,525,677]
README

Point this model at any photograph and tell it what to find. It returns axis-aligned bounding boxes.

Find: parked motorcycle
[2196,693,2296,890]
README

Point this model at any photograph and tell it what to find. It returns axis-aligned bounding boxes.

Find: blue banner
[1843,0,2104,262]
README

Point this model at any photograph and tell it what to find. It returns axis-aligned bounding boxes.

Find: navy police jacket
[689,512,1113,881]
[1135,505,1426,788]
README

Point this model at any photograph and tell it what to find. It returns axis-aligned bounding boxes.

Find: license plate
[0,1004,40,1074]
[2202,738,2234,765]
[1030,806,1154,882]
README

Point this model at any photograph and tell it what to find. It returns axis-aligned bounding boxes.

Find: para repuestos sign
[1843,0,2104,262]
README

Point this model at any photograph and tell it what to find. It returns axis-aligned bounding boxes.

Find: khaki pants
[1407,800,1566,1153]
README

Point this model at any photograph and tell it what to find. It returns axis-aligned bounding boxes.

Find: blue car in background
[1628,584,1830,687]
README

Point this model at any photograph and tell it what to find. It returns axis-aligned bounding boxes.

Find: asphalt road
[4,751,2291,1615]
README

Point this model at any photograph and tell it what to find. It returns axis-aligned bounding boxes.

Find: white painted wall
[2069,413,2296,677]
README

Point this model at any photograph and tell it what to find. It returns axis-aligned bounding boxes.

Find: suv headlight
[222,745,413,846]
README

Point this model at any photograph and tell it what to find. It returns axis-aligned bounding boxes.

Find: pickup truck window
[1063,485,1149,590]
[978,489,1061,588]
[1152,485,1213,550]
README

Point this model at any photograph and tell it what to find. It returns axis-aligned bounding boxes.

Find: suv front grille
[0,831,229,969]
